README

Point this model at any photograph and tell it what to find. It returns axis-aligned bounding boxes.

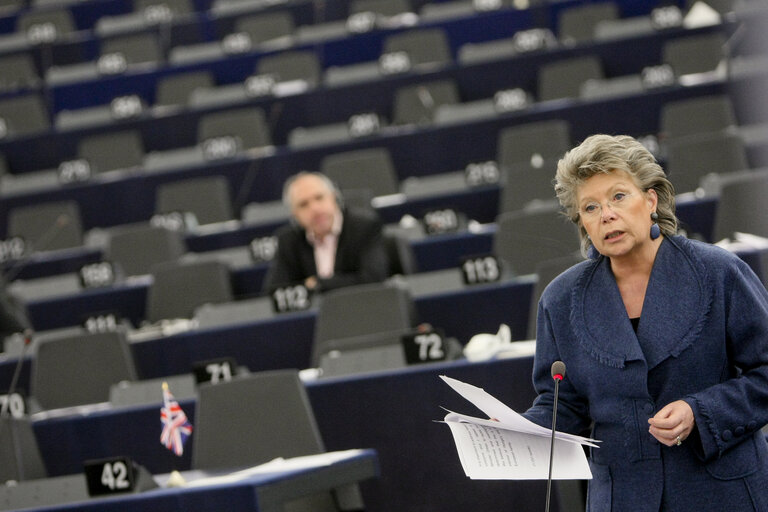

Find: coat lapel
[570,237,712,370]
[571,256,645,369]
[635,237,712,369]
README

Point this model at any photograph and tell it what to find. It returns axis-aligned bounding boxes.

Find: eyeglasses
[579,192,633,220]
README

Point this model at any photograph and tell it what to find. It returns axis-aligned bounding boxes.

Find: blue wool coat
[523,235,768,511]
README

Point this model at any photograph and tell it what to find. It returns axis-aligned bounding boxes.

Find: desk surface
[2,449,378,512]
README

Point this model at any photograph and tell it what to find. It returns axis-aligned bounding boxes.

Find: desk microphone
[0,213,71,434]
[2,213,71,283]
[545,360,566,512]
[0,329,33,439]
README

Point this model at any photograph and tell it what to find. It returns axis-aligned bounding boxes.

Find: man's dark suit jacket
[263,208,390,293]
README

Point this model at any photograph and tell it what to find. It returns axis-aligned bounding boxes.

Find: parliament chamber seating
[1,0,767,510]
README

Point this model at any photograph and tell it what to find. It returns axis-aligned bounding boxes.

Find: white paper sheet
[445,422,592,480]
[439,375,597,480]
[182,449,366,487]
[440,376,598,447]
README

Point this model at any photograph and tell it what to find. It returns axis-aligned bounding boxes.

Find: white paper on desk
[439,375,597,480]
[184,449,365,487]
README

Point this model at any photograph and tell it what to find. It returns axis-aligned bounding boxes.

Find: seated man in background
[263,171,390,293]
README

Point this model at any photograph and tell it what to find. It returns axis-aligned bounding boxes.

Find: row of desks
[27,355,553,512]
[0,273,536,390]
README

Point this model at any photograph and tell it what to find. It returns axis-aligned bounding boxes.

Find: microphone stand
[0,215,70,436]
[545,366,564,512]
[0,330,33,440]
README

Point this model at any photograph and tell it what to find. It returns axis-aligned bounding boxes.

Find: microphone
[2,213,71,283]
[0,329,33,439]
[545,360,566,512]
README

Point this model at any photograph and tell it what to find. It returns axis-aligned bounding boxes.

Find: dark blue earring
[650,212,660,240]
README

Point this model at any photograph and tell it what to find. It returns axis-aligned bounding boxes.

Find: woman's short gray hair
[554,134,678,255]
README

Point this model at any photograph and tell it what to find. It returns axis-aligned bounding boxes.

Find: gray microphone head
[551,361,566,380]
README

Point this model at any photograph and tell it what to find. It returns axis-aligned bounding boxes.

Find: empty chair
[318,330,409,377]
[255,50,321,87]
[665,132,749,194]
[579,73,645,99]
[493,202,581,276]
[288,121,355,149]
[292,18,349,46]
[711,168,768,241]
[101,32,162,65]
[323,61,381,88]
[6,273,82,302]
[383,228,417,276]
[497,119,571,167]
[401,267,464,295]
[192,370,323,469]
[155,175,234,225]
[350,0,411,16]
[392,79,460,125]
[77,129,144,173]
[433,96,502,124]
[197,106,272,151]
[7,200,83,252]
[192,370,344,510]
[320,147,399,198]
[233,11,294,46]
[106,225,186,276]
[594,16,655,42]
[312,281,415,366]
[179,244,257,271]
[155,70,215,107]
[660,94,736,140]
[499,159,560,213]
[17,8,76,42]
[194,296,275,328]
[55,100,143,130]
[538,55,604,101]
[457,36,520,65]
[383,28,452,69]
[0,0,25,13]
[662,33,727,76]
[134,0,193,15]
[146,260,233,322]
[241,199,291,225]
[496,120,570,212]
[400,170,470,198]
[419,0,479,21]
[558,2,619,44]
[0,94,50,138]
[110,373,196,407]
[0,417,48,482]
[30,330,137,410]
[527,254,583,339]
[0,53,40,92]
